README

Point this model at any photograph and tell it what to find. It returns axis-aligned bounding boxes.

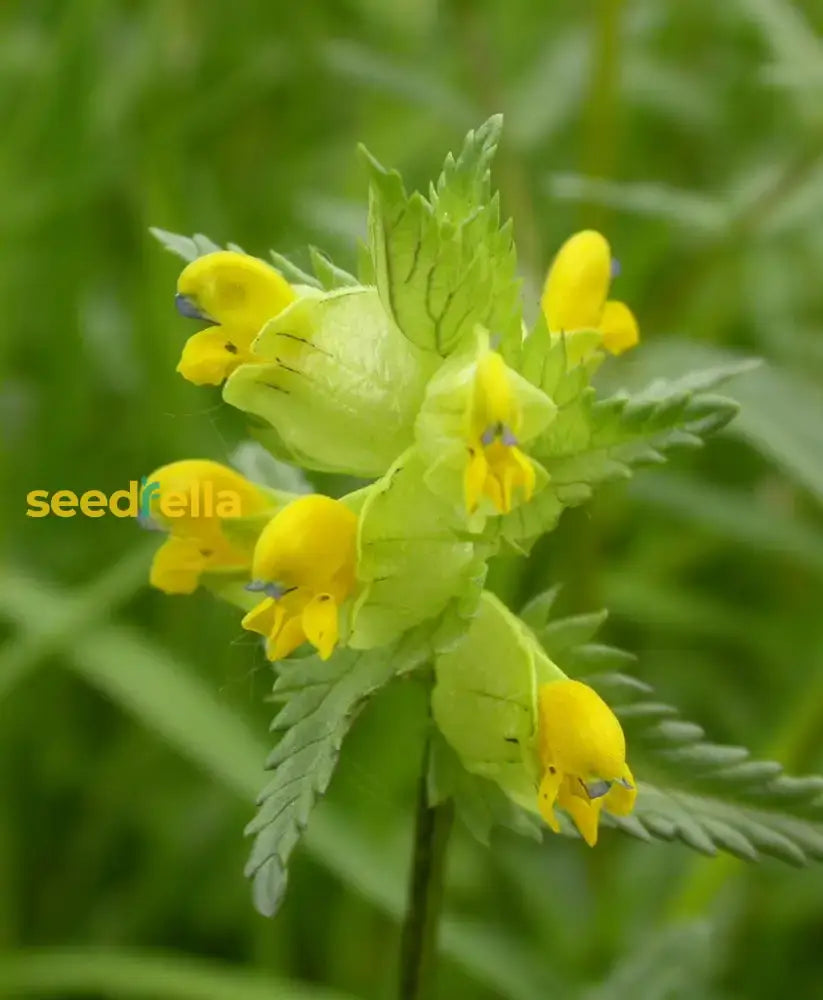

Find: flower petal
[558,779,603,846]
[464,446,489,513]
[537,769,563,832]
[241,596,279,637]
[149,537,206,594]
[268,614,306,661]
[541,230,611,332]
[605,763,637,816]
[600,300,639,355]
[177,251,295,334]
[177,327,251,386]
[302,593,340,660]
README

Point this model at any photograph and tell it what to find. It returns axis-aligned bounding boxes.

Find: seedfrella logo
[26,477,243,519]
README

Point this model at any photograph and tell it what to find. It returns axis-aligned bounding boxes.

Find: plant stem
[398,736,454,1000]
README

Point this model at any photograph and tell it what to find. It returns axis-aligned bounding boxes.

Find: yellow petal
[600,300,639,355]
[605,764,637,816]
[538,679,627,781]
[473,351,519,434]
[149,537,205,594]
[177,251,295,335]
[268,614,306,661]
[464,445,489,513]
[541,230,611,332]
[241,596,279,637]
[252,496,358,597]
[510,446,536,504]
[537,768,563,832]
[302,593,340,660]
[558,779,603,847]
[176,327,252,386]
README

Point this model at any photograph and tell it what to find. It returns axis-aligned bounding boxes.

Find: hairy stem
[398,736,454,1000]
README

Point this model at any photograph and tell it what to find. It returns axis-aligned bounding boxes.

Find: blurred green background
[3,0,823,997]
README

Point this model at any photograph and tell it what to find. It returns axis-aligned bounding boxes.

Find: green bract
[223,287,438,476]
[432,591,565,804]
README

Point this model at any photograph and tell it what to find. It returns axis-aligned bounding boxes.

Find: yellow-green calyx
[537,679,636,846]
[465,351,537,514]
[241,495,359,661]
[541,230,639,356]
[145,460,273,594]
[175,251,296,385]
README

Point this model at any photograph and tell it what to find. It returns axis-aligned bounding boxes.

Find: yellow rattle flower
[241,495,359,661]
[145,460,273,595]
[536,679,636,846]
[174,251,296,385]
[541,230,639,355]
[464,351,537,514]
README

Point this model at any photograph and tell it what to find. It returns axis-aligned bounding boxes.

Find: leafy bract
[246,620,445,917]
[500,328,754,549]
[431,591,564,808]
[350,449,486,649]
[149,227,227,262]
[364,115,521,358]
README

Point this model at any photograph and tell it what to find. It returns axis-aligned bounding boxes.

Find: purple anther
[175,293,217,324]
[610,257,621,279]
[245,580,289,599]
[585,779,612,800]
[481,427,496,446]
[501,426,519,447]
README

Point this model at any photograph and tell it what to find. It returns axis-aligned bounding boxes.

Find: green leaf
[149,227,222,262]
[247,625,436,917]
[503,343,754,548]
[268,250,322,288]
[612,340,823,507]
[582,922,717,1000]
[429,733,543,845]
[308,246,359,289]
[363,115,521,357]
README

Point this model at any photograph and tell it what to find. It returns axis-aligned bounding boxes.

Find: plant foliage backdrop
[3,2,823,999]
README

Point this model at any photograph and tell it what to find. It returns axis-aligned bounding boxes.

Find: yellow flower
[541,230,639,355]
[174,251,296,385]
[464,351,537,514]
[145,460,272,595]
[241,495,358,661]
[536,679,636,846]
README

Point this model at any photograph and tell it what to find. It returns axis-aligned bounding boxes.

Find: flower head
[145,460,273,594]
[241,495,359,661]
[541,230,639,356]
[464,351,539,514]
[175,251,296,385]
[536,679,636,845]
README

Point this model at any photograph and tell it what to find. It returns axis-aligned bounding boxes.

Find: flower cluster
[145,122,644,850]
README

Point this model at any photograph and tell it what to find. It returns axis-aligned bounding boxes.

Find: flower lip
[175,292,218,324]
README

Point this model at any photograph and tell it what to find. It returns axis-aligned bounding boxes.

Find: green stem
[398,736,454,1000]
